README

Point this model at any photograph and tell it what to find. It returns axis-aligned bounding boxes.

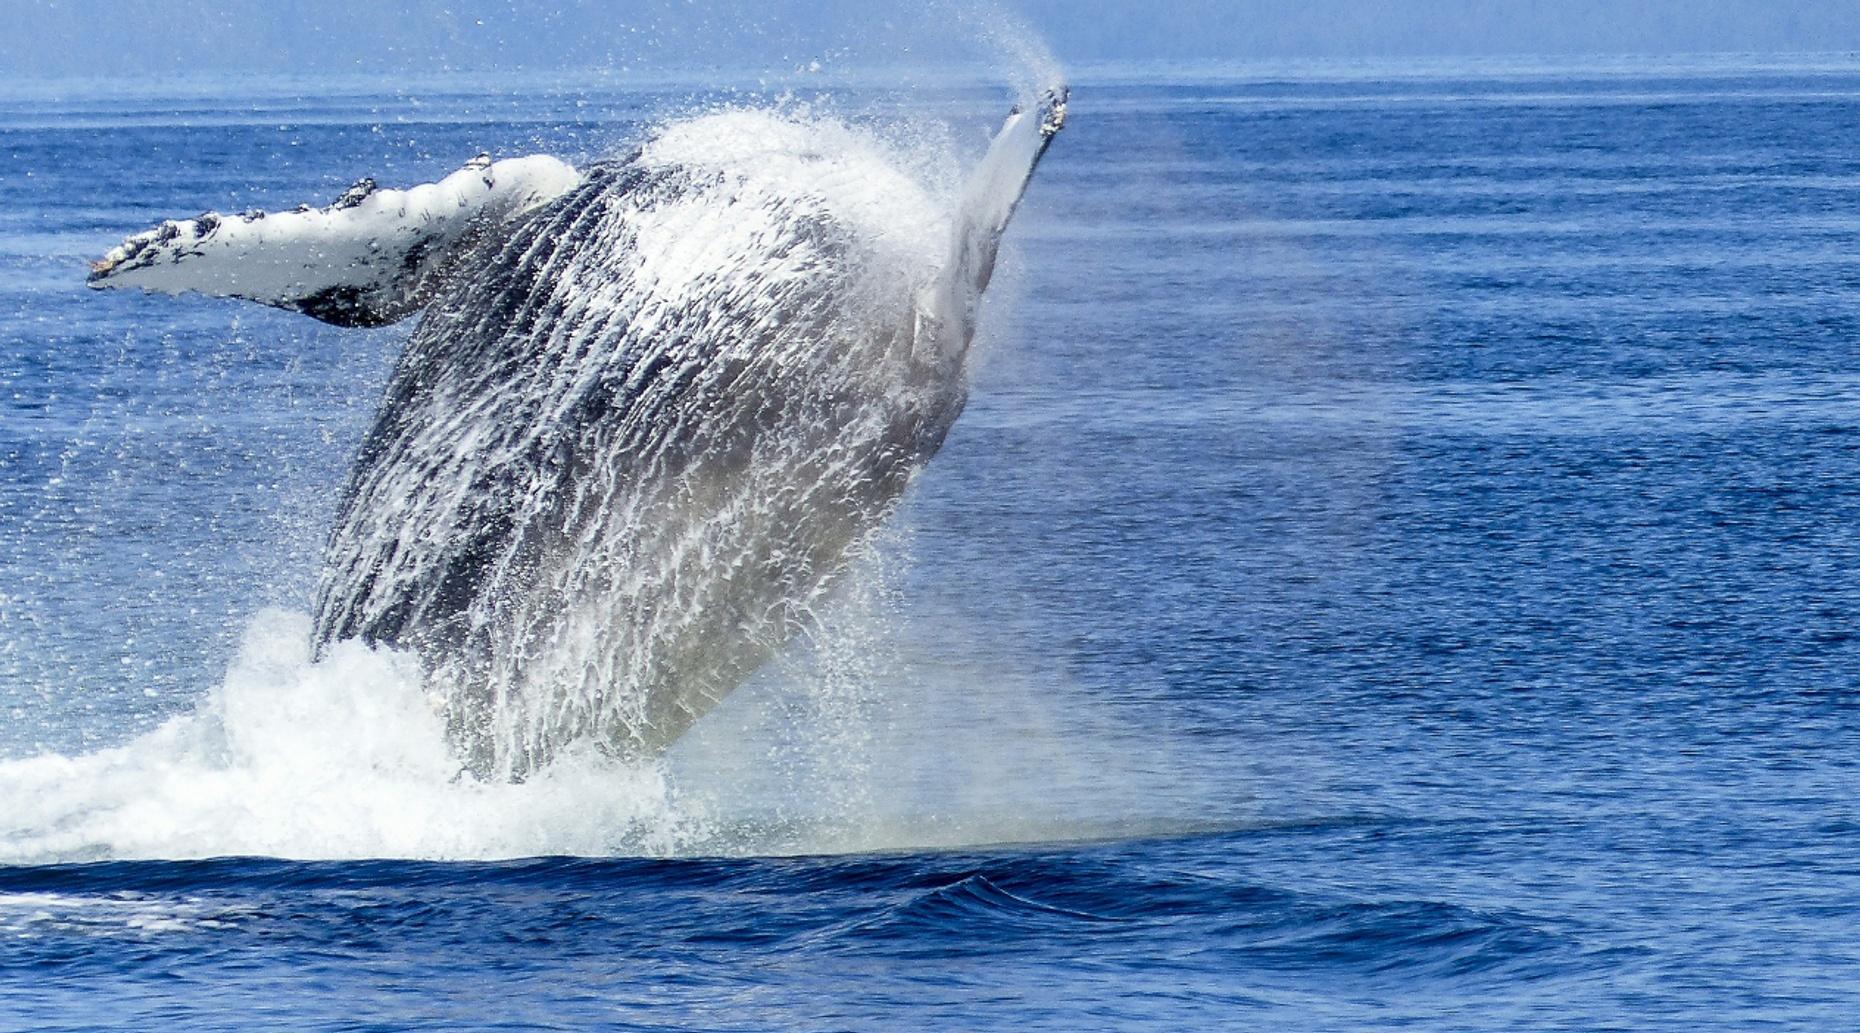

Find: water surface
[3,58,1859,1030]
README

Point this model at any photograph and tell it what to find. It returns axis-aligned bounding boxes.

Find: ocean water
[5,57,1860,1030]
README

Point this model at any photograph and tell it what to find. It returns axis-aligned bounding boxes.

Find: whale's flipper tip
[1008,86,1069,136]
[1038,85,1069,137]
[88,154,584,326]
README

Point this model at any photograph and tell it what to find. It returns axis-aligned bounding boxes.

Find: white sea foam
[0,892,236,937]
[0,610,694,863]
[0,577,1217,863]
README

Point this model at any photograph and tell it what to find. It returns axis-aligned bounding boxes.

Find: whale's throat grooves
[313,112,987,779]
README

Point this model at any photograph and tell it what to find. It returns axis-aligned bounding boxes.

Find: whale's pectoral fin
[929,85,1068,341]
[86,154,584,327]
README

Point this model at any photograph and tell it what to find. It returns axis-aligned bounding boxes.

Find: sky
[5,1,1860,79]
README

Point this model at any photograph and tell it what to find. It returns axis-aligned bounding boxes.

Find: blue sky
[7,1,1860,78]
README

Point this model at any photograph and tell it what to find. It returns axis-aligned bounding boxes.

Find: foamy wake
[0,611,697,864]
[0,593,1221,864]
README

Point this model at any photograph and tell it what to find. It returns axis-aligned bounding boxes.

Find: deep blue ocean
[5,56,1860,1030]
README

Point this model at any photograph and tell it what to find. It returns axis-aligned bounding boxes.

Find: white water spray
[0,610,691,863]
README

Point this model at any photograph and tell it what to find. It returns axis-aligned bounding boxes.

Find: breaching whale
[89,89,1067,779]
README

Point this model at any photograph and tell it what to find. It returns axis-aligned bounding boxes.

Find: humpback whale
[90,89,1067,779]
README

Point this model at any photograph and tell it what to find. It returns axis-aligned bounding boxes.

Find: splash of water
[0,555,1220,863]
[0,610,692,863]
[944,0,1069,104]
